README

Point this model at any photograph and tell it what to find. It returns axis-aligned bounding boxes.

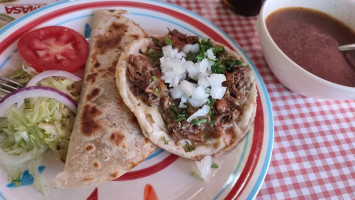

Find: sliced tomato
[17,26,89,72]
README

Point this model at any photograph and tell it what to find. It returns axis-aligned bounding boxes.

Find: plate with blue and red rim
[0,0,273,199]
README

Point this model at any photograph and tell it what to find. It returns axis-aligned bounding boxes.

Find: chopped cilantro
[209,121,215,126]
[164,37,173,45]
[144,48,163,68]
[213,46,225,56]
[184,38,227,64]
[165,124,171,132]
[191,118,207,125]
[162,137,168,144]
[208,99,216,108]
[170,106,179,115]
[199,38,213,52]
[211,162,218,169]
[146,48,162,59]
[170,106,188,122]
[186,52,204,63]
[211,59,226,74]
[224,59,248,72]
[206,98,216,126]
[150,36,163,47]
[207,99,216,115]
[186,38,213,63]
[174,115,186,122]
[153,88,160,95]
[184,143,196,152]
[200,38,225,58]
[152,76,158,81]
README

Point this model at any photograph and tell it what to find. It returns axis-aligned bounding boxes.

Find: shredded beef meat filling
[159,97,215,143]
[214,66,252,126]
[167,29,199,48]
[158,66,252,144]
[127,55,164,106]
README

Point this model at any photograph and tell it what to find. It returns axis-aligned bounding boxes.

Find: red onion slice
[0,86,77,117]
[26,70,81,87]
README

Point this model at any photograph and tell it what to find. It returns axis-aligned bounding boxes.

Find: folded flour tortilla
[50,10,155,189]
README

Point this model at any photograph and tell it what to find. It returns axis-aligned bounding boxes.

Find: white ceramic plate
[0,1,273,199]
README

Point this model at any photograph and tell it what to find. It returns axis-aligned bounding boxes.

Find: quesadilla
[116,30,257,160]
[50,9,155,188]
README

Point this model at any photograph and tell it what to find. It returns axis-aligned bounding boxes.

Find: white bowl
[256,0,355,99]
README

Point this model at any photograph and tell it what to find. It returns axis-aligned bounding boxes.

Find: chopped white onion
[159,43,227,115]
[210,86,227,99]
[187,105,210,122]
[26,70,81,87]
[206,48,216,60]
[182,43,200,54]
[180,80,196,97]
[169,85,184,99]
[192,85,209,100]
[207,74,226,86]
[0,86,77,117]
[161,45,186,60]
[197,58,209,75]
[198,76,211,88]
[188,98,206,107]
[194,156,212,181]
[179,96,187,108]
[187,63,198,79]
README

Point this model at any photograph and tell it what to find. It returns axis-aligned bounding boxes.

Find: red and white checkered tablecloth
[164,0,355,199]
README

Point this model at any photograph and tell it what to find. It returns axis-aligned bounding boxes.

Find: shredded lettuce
[9,68,33,86]
[0,97,75,193]
[37,77,82,102]
[0,67,80,193]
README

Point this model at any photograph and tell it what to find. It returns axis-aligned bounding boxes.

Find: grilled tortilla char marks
[86,88,101,101]
[85,144,95,152]
[81,104,103,137]
[129,34,140,40]
[84,177,94,181]
[94,61,100,68]
[93,161,100,168]
[86,72,98,84]
[111,61,118,71]
[127,30,253,144]
[110,172,118,178]
[110,131,125,147]
[96,22,128,55]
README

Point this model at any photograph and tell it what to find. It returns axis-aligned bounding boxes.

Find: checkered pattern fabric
[164,0,355,199]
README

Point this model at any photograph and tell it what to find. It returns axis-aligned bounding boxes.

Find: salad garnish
[0,25,87,194]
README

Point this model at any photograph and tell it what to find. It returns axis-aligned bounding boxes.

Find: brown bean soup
[266,7,355,87]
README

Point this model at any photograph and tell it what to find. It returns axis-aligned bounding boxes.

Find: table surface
[164,0,355,199]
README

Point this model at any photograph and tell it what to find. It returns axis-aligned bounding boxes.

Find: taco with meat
[116,29,257,160]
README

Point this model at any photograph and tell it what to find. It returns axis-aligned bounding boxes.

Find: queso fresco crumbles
[126,29,253,147]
